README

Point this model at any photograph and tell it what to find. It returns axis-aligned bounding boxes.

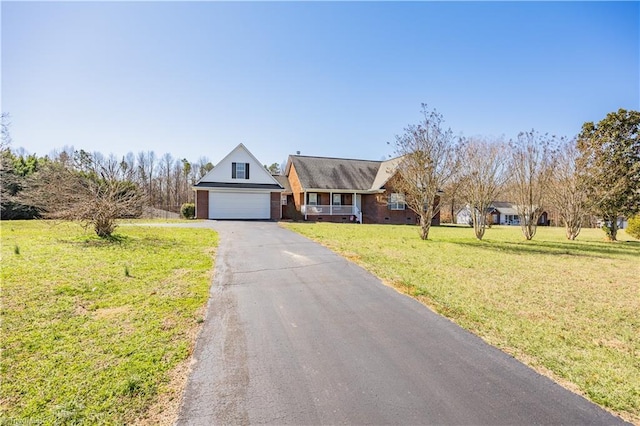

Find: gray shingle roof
[290,156,383,191]
[273,175,292,192]
[491,201,519,215]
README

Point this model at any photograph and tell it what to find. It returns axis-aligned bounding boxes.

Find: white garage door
[209,192,270,219]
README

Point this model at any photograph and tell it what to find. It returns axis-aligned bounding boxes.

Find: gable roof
[195,143,283,189]
[273,175,292,192]
[287,155,402,191]
[490,202,519,216]
[370,157,403,190]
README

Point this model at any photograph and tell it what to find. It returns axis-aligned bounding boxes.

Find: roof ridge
[291,154,383,163]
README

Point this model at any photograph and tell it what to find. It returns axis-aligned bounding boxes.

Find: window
[388,193,405,210]
[232,162,250,179]
[333,194,341,206]
[281,194,288,206]
[308,193,318,205]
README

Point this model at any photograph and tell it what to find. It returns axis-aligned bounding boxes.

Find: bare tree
[458,138,508,240]
[391,104,460,240]
[136,150,156,205]
[440,178,464,224]
[1,113,12,150]
[547,139,588,240]
[160,153,174,210]
[508,130,556,240]
[20,155,144,237]
[121,152,136,181]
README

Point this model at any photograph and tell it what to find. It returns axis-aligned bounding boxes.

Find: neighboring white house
[457,202,549,226]
[490,201,521,225]
[596,217,628,229]
[192,144,283,220]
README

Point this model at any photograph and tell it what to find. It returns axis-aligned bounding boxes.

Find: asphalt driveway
[177,221,626,425]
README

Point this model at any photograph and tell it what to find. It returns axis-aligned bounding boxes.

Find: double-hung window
[308,193,318,205]
[332,194,342,206]
[232,162,250,179]
[388,193,405,210]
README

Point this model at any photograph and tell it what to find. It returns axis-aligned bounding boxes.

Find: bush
[181,203,195,219]
[626,215,640,239]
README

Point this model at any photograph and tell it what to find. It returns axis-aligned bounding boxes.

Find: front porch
[300,191,363,223]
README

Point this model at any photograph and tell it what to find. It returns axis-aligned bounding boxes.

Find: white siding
[199,144,278,185]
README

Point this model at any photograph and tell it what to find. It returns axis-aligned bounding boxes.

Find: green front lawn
[282,222,640,424]
[1,220,217,424]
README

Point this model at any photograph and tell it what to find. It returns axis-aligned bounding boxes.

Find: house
[596,217,628,229]
[193,145,441,225]
[491,201,521,225]
[472,201,548,226]
[282,154,440,225]
[193,144,283,220]
[456,205,500,226]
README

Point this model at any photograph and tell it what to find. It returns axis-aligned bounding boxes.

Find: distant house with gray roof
[457,201,548,226]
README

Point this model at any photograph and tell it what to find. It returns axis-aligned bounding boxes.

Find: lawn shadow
[453,238,640,260]
[61,233,132,247]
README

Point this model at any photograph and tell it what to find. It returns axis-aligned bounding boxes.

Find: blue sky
[2,1,638,167]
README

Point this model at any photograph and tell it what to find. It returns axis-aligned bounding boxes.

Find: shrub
[181,203,195,219]
[626,215,640,239]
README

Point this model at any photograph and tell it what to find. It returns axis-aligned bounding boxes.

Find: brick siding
[196,190,209,219]
[270,192,281,220]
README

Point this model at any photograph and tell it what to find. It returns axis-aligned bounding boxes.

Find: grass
[282,222,640,424]
[1,220,218,424]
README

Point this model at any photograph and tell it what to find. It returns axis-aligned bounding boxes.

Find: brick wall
[195,190,209,219]
[361,191,440,226]
[288,163,303,210]
[270,192,281,220]
[361,193,418,225]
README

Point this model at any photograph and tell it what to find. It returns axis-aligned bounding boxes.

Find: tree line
[0,113,216,235]
[2,107,639,241]
[390,105,640,242]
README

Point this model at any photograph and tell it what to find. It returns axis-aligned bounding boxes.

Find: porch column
[330,191,333,215]
[353,192,356,215]
[304,191,307,220]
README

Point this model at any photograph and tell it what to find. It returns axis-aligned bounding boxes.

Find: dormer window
[232,162,250,179]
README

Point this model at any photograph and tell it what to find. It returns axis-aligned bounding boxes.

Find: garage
[208,191,271,219]
[193,144,283,220]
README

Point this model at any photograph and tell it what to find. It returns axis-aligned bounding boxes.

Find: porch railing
[302,205,357,215]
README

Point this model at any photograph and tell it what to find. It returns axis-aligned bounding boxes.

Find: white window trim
[333,193,341,206]
[308,193,318,206]
[388,193,405,210]
[236,162,246,179]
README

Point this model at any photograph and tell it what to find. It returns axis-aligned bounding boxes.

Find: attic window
[232,162,250,179]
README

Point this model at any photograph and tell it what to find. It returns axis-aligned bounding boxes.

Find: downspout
[194,189,198,219]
